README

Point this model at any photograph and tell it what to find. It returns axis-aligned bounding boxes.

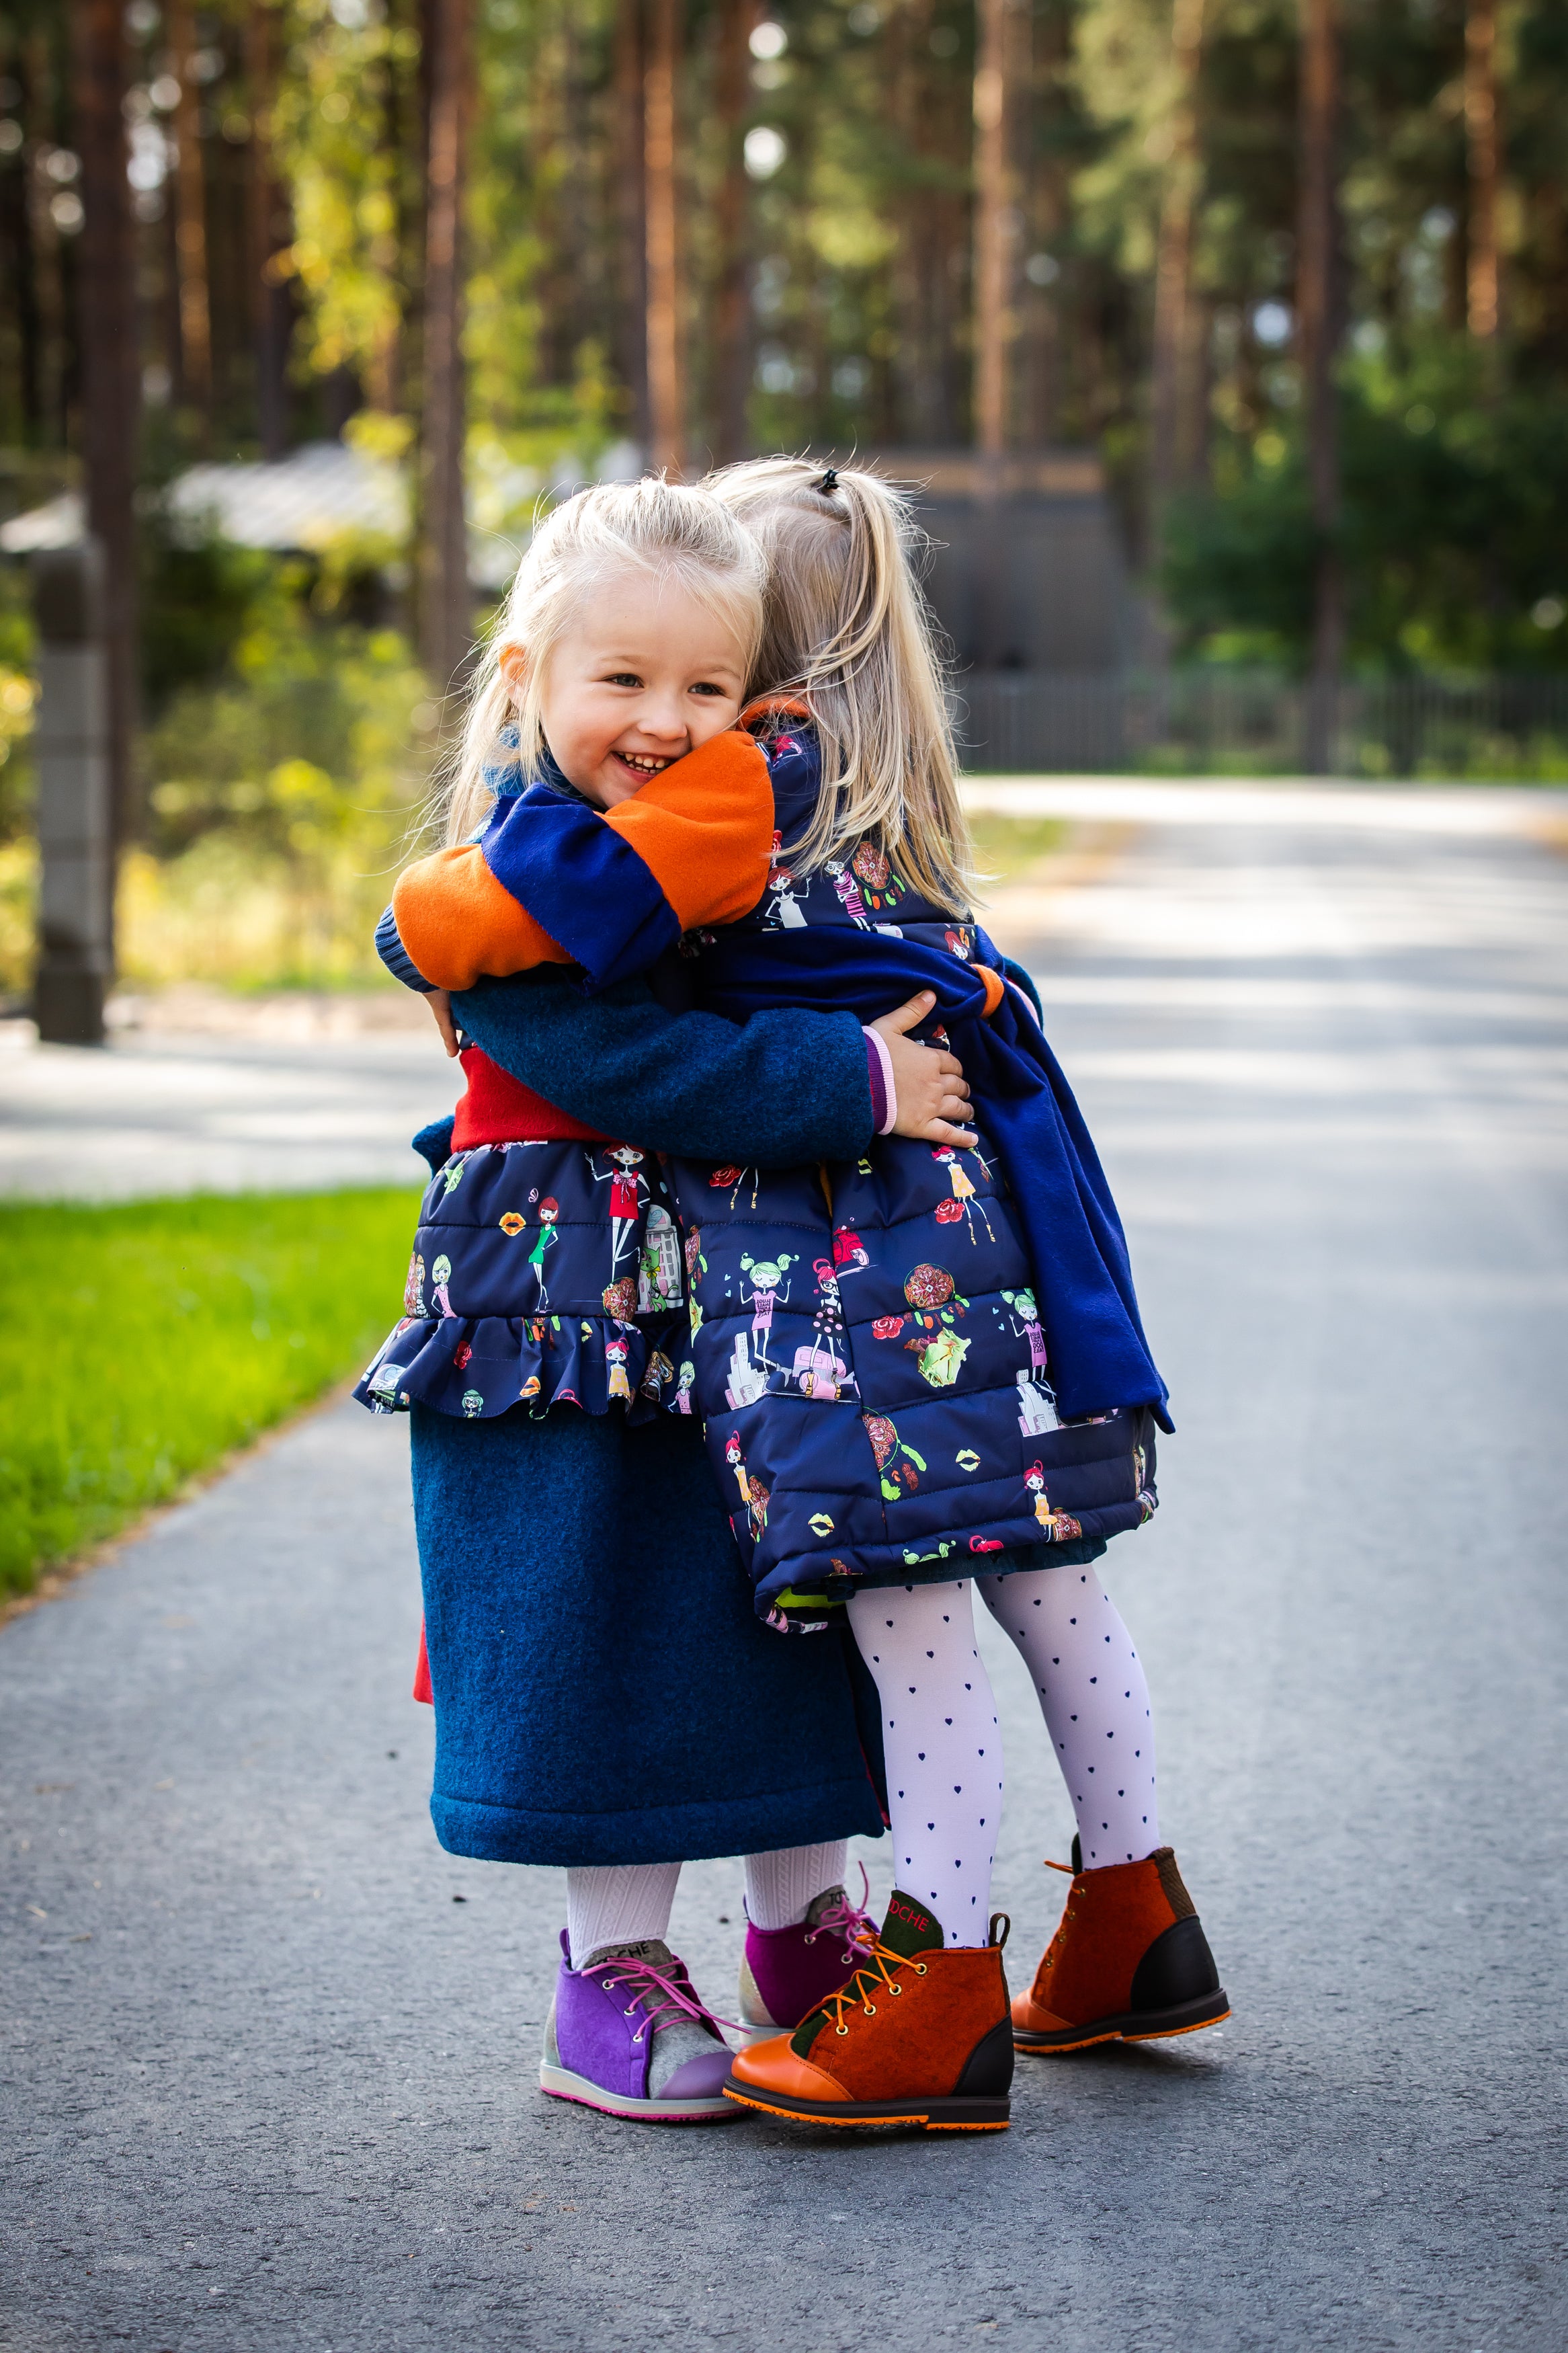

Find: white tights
[565,1840,848,1969]
[566,1562,1158,1964]
[846,1562,1159,1948]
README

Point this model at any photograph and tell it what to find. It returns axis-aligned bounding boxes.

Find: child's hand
[873,992,977,1148]
[426,988,461,1058]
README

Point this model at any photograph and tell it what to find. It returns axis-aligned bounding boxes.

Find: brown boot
[1012,1843,1229,2054]
[723,1892,1014,2131]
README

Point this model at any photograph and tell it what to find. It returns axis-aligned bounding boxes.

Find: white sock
[977,1561,1159,1868]
[565,1862,682,1969]
[846,1581,1001,1948]
[743,1841,850,1931]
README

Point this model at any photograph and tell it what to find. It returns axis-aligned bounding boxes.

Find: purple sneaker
[737,1878,876,2039]
[540,1934,743,2124]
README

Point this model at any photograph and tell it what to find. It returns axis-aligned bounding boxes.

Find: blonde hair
[702,457,973,912]
[440,477,768,844]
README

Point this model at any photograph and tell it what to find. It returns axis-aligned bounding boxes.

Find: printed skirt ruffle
[353,1309,686,1424]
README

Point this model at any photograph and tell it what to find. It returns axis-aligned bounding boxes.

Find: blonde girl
[361,476,975,2128]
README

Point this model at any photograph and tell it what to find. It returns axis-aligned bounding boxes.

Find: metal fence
[954,670,1568,777]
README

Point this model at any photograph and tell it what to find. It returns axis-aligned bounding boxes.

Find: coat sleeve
[388,731,774,995]
[452,969,877,1168]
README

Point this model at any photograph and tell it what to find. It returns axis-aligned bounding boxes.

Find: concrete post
[33,541,115,1046]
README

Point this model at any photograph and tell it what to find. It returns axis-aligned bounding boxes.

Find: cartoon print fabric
[702,729,1168,1436]
[352,715,1161,1636]
[663,721,1159,1632]
[353,1137,685,1423]
[663,1144,1159,1631]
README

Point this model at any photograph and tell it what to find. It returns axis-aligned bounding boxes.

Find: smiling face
[501,567,751,809]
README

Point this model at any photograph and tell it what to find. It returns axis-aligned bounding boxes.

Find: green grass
[0,1189,419,1601]
[967,813,1072,887]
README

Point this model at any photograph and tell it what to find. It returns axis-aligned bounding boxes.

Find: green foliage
[128,555,434,988]
[138,515,285,718]
[0,564,36,845]
[1165,337,1568,672]
[272,0,417,402]
[0,1188,419,1600]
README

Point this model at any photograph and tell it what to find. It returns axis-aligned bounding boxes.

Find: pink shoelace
[804,1864,876,1964]
[593,1952,744,2044]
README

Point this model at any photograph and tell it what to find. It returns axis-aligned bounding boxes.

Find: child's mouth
[612,750,672,780]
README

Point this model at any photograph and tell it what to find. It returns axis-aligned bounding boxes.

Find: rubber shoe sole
[539,2060,743,2122]
[721,2075,1009,2131]
[1014,1987,1231,2055]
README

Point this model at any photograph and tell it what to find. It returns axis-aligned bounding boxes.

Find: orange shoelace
[817,1935,930,2038]
[1038,1856,1086,1976]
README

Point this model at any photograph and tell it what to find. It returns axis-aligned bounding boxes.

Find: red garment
[610,1170,640,1220]
[450,1045,612,1148]
[413,1620,434,1705]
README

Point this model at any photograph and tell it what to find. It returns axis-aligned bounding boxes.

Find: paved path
[3,787,1566,2350]
[0,1016,462,1201]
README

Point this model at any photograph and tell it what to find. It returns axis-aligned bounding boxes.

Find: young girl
[388,460,1229,2134]
[360,477,977,2124]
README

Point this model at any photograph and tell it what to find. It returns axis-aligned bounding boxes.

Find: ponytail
[704,456,973,912]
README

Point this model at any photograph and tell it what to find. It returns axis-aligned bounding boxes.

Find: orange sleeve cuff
[604,729,775,931]
[974,964,1007,1017]
[391,846,573,990]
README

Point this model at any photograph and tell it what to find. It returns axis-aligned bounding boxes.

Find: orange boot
[724,1892,1014,2132]
[1012,1843,1229,2054]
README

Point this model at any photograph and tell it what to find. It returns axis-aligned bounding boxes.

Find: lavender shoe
[737,1878,876,2040]
[540,1934,744,2124]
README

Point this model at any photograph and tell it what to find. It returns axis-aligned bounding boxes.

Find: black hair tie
[817,467,839,494]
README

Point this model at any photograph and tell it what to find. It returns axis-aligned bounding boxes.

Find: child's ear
[497,643,529,694]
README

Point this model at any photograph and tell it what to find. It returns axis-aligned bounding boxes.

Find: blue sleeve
[376,903,436,994]
[479,785,679,990]
[452,969,876,1166]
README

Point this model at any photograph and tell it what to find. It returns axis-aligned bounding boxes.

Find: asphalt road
[3,785,1565,2352]
[0,1018,460,1201]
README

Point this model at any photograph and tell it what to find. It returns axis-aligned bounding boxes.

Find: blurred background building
[1,0,1567,1021]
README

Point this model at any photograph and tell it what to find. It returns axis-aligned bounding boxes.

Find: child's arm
[384,728,774,996]
[452,973,975,1162]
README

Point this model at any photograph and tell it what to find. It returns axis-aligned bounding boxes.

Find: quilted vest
[665,724,1159,1632]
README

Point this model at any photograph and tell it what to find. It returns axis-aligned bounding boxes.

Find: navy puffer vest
[665,723,1158,1632]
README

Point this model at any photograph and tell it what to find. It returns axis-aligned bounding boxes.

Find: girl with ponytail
[377,458,1226,2136]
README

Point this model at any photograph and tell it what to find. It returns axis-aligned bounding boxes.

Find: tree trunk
[971,0,1018,463]
[1464,0,1499,341]
[1019,1,1065,448]
[165,0,211,424]
[69,0,140,862]
[2,23,42,439]
[418,0,472,692]
[614,0,649,450]
[1297,0,1342,774]
[710,0,754,463]
[245,1,291,459]
[644,0,683,473]
[24,30,69,446]
[973,0,1024,664]
[1149,0,1205,515]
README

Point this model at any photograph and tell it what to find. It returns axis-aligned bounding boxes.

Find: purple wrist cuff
[863,1026,897,1136]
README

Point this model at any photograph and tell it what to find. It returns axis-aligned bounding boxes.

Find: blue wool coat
[391,963,893,1866]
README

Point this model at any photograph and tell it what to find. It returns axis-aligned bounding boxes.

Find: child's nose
[638,692,690,743]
